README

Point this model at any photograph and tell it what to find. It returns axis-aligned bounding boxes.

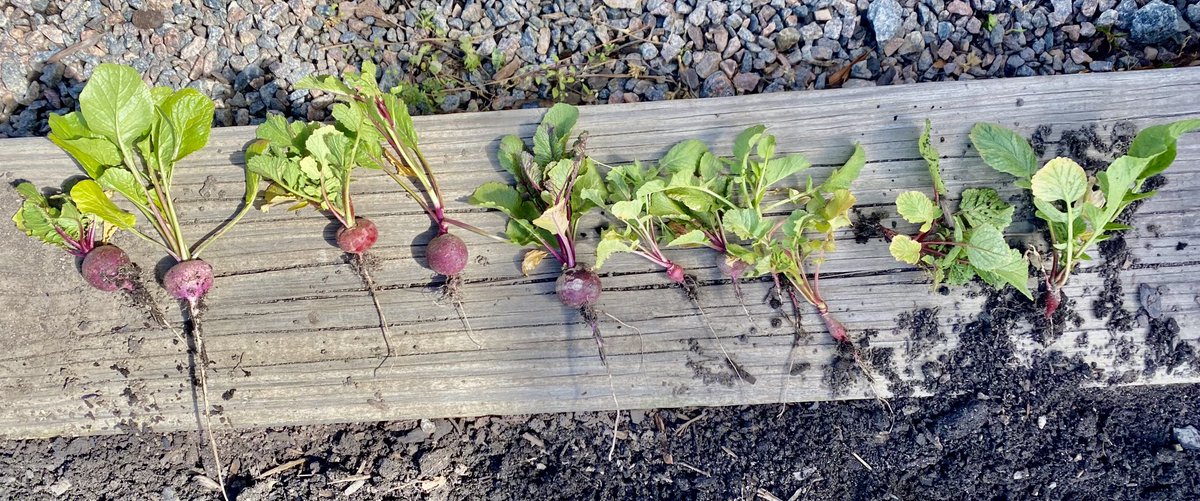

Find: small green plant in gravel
[884,121,1032,299]
[971,119,1200,317]
[48,62,257,501]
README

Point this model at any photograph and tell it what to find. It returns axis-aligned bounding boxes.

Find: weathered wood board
[2,68,1199,440]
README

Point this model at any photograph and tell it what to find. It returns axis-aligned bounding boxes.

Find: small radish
[336,217,378,255]
[556,266,602,308]
[427,232,468,276]
[163,259,214,303]
[80,244,135,292]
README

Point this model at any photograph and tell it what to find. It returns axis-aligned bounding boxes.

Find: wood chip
[756,488,784,501]
[257,458,306,479]
[343,479,367,495]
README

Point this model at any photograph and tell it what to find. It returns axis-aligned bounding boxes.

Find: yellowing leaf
[521,249,550,276]
[889,235,923,265]
[895,191,940,231]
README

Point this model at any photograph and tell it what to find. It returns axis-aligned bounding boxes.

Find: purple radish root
[556,266,602,309]
[427,232,468,276]
[81,244,136,292]
[164,259,214,305]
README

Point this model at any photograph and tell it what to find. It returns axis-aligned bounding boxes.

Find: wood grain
[1,67,1199,439]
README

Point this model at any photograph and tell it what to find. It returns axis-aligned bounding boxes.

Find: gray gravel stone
[692,51,721,79]
[1189,5,1200,25]
[732,72,759,91]
[1048,0,1072,27]
[776,27,801,51]
[1175,426,1200,451]
[1070,47,1093,64]
[1096,9,1119,28]
[800,22,823,41]
[1130,1,1181,44]
[1089,60,1114,71]
[700,72,734,97]
[867,0,903,42]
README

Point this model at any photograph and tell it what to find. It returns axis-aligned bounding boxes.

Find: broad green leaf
[970,122,1038,180]
[609,200,643,221]
[665,229,708,248]
[97,168,148,206]
[819,189,857,230]
[919,119,947,196]
[256,114,297,148]
[13,182,45,205]
[732,125,766,173]
[634,179,667,199]
[755,133,776,162]
[958,188,1013,229]
[497,134,527,179]
[965,224,1011,271]
[1030,157,1087,203]
[70,180,135,229]
[889,235,923,265]
[1097,155,1148,222]
[594,231,634,269]
[543,158,573,197]
[151,108,181,181]
[541,103,578,146]
[821,143,865,192]
[1127,119,1200,181]
[78,63,155,148]
[14,199,67,247]
[47,111,93,139]
[295,75,354,96]
[150,86,174,104]
[470,181,523,216]
[306,125,353,171]
[895,191,940,230]
[976,248,1032,300]
[48,113,122,177]
[762,153,810,189]
[160,88,215,160]
[724,208,765,240]
[1033,197,1069,223]
[657,139,708,173]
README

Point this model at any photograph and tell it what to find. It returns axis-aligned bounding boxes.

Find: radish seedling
[883,121,1032,299]
[593,140,751,382]
[47,63,256,501]
[295,61,494,341]
[716,126,865,344]
[246,113,397,367]
[971,120,1200,317]
[470,103,609,352]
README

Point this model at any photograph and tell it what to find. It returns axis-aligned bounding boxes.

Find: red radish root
[336,217,378,255]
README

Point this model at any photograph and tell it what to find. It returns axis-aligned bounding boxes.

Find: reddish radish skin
[427,232,468,276]
[81,244,134,292]
[717,255,747,281]
[665,263,686,284]
[819,310,849,344]
[1044,289,1061,318]
[164,259,214,302]
[336,217,378,255]
[557,267,602,308]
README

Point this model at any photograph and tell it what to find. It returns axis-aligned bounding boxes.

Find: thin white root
[601,311,645,372]
[691,297,747,386]
[187,301,230,501]
[606,369,621,462]
[355,255,393,376]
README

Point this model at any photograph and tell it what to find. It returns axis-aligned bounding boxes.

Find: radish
[11,181,173,325]
[470,103,626,458]
[296,61,501,346]
[591,138,753,383]
[247,117,395,369]
[46,63,259,501]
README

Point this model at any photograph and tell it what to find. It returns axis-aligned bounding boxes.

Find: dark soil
[3,281,1197,500]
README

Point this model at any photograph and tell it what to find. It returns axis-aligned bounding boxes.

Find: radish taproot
[246,114,394,369]
[47,63,257,501]
[296,61,499,344]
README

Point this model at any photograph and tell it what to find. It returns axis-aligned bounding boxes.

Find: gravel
[0,0,1197,138]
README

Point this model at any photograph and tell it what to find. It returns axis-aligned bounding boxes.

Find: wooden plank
[1,68,1199,439]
